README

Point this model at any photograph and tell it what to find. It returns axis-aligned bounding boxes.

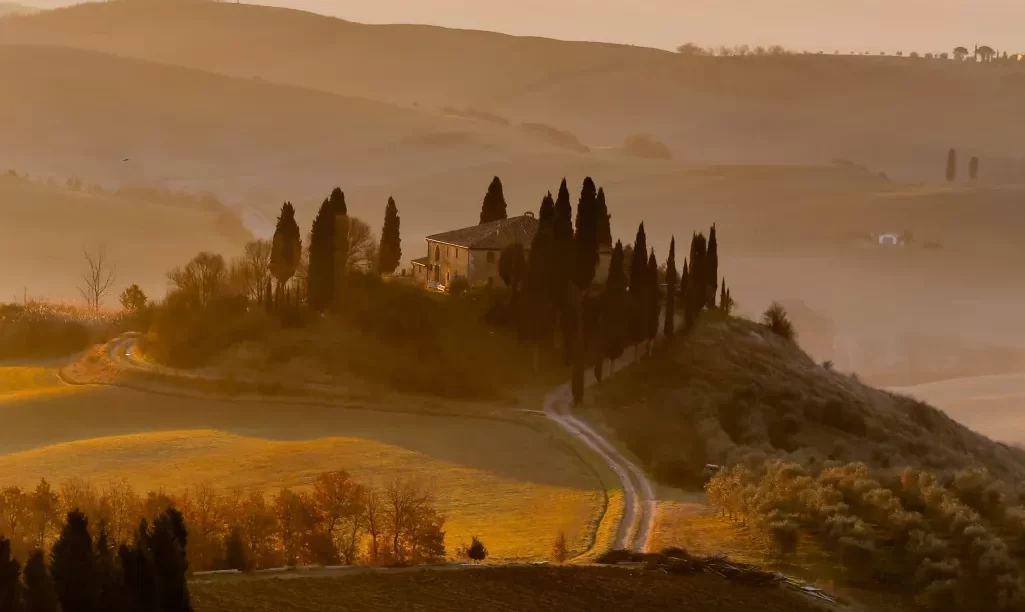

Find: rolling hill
[2,0,1025,180]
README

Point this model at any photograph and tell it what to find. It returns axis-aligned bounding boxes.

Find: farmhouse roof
[411,256,430,267]
[426,215,539,250]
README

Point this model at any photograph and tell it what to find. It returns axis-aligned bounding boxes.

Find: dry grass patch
[0,366,79,401]
[0,424,604,562]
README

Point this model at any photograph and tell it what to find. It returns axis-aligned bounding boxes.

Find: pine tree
[664,237,677,337]
[22,550,58,612]
[479,176,507,224]
[946,148,957,181]
[573,177,599,290]
[595,187,612,247]
[706,225,718,310]
[148,508,190,612]
[0,537,21,612]
[538,192,555,224]
[601,241,628,365]
[270,202,302,303]
[627,223,648,345]
[306,197,336,312]
[50,511,99,612]
[378,197,402,275]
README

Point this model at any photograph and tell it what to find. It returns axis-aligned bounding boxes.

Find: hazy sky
[39,1,1025,54]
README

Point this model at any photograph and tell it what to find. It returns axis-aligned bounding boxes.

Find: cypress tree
[22,550,58,612]
[552,179,575,361]
[645,250,660,345]
[270,202,302,301]
[329,188,349,281]
[50,511,99,612]
[946,148,957,181]
[479,176,507,224]
[685,233,707,330]
[595,187,612,247]
[94,523,119,612]
[601,241,628,365]
[539,192,555,224]
[627,223,648,345]
[720,279,727,312]
[664,237,677,337]
[706,225,718,309]
[149,508,190,612]
[679,258,689,310]
[306,198,336,312]
[969,156,979,181]
[379,197,402,275]
[0,537,21,612]
[224,528,247,572]
[573,177,599,291]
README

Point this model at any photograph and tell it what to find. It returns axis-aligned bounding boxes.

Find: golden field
[0,384,617,562]
[0,366,80,401]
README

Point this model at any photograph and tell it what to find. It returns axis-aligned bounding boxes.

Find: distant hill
[0,3,38,18]
[2,0,1024,180]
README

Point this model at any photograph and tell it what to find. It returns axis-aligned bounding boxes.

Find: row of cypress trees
[496,175,729,404]
[0,508,191,612]
[271,188,403,313]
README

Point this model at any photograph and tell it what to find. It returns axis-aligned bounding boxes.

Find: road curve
[543,351,657,553]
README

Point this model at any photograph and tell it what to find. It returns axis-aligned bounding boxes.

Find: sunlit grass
[0,366,80,401]
[0,428,606,562]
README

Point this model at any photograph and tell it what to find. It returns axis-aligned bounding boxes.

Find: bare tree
[346,217,379,273]
[383,478,433,562]
[167,252,227,306]
[79,245,117,309]
[363,487,383,564]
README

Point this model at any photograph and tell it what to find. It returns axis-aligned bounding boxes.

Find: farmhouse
[876,232,904,246]
[412,214,612,288]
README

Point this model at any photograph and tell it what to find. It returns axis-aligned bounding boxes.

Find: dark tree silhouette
[22,550,58,612]
[686,233,707,329]
[573,177,599,290]
[498,243,526,293]
[49,511,98,612]
[946,148,957,182]
[378,197,402,275]
[467,537,488,564]
[552,179,575,361]
[679,258,689,311]
[270,202,302,302]
[224,528,247,572]
[148,508,191,612]
[538,191,555,224]
[595,187,612,247]
[329,188,350,287]
[706,225,719,309]
[645,250,660,347]
[479,177,508,224]
[0,537,21,612]
[664,237,677,337]
[601,241,628,366]
[523,198,557,362]
[306,197,336,312]
[94,522,119,612]
[762,302,796,341]
[969,156,980,181]
[627,223,648,345]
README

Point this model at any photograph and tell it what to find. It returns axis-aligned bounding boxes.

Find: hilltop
[2,0,1025,179]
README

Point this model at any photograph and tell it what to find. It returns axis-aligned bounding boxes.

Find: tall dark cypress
[686,233,707,330]
[479,176,508,224]
[329,188,350,285]
[539,192,555,224]
[627,223,648,344]
[645,250,660,344]
[601,241,628,365]
[679,258,689,309]
[23,550,59,612]
[50,511,99,612]
[378,197,402,274]
[664,237,677,337]
[306,197,336,312]
[573,177,599,290]
[595,187,612,247]
[945,148,957,182]
[0,537,21,612]
[706,224,718,309]
[552,179,576,361]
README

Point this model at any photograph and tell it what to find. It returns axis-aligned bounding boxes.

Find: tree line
[482,175,731,404]
[0,503,190,612]
[0,472,445,579]
[946,148,981,182]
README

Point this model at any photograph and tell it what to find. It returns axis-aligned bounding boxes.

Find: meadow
[0,384,613,562]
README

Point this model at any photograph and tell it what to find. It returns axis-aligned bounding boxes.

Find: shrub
[552,532,568,564]
[467,536,488,564]
[761,302,796,341]
[448,276,469,297]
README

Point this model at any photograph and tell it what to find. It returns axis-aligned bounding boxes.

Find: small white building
[877,233,903,246]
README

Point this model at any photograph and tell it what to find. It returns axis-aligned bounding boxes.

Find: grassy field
[190,566,825,612]
[0,366,77,401]
[0,385,612,562]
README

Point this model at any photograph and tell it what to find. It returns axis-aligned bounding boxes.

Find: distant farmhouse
[413,214,612,289]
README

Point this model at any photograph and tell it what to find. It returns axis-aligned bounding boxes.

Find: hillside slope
[3,1,1025,178]
[591,314,1025,488]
